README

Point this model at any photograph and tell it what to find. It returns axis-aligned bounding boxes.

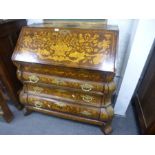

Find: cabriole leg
[101,121,112,135]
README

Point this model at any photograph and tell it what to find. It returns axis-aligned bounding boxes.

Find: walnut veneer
[12,23,118,134]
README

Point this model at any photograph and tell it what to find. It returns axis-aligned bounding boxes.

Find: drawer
[25,84,106,107]
[27,94,100,120]
[22,64,115,82]
[19,91,114,121]
[21,72,116,94]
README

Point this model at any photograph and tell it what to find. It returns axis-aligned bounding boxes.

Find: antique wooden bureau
[12,24,118,134]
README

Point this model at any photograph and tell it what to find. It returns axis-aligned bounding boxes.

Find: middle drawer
[24,84,111,107]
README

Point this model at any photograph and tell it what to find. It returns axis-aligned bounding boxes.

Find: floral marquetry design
[26,94,100,119]
[13,25,118,134]
[16,27,115,67]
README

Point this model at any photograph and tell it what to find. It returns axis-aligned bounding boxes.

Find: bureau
[12,24,118,134]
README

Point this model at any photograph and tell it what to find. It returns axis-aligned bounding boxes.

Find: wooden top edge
[26,23,119,31]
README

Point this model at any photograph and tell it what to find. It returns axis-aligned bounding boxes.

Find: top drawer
[19,71,116,95]
[22,64,115,83]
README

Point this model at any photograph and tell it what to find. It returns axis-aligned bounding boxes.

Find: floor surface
[0,103,139,135]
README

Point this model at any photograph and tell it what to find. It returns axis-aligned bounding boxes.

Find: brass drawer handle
[29,75,39,83]
[80,84,93,92]
[81,95,93,103]
[34,101,43,108]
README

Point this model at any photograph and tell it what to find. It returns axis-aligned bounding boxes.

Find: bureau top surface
[12,25,118,72]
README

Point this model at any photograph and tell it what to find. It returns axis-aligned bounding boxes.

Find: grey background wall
[108,20,134,94]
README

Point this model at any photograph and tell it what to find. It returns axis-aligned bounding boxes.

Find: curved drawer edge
[99,105,114,121]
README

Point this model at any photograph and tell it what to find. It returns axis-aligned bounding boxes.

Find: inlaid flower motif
[102,40,110,50]
[93,54,103,65]
[38,49,50,56]
[23,36,32,45]
[104,34,111,40]
[19,29,112,66]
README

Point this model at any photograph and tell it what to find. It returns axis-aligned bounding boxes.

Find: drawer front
[22,64,115,82]
[26,84,103,107]
[27,94,100,119]
[22,72,104,93]
[21,72,116,94]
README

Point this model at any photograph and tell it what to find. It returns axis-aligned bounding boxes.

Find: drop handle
[28,75,39,83]
[80,84,93,92]
[81,95,93,103]
[34,101,43,108]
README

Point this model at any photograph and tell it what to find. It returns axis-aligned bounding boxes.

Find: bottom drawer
[19,91,114,121]
[30,96,99,120]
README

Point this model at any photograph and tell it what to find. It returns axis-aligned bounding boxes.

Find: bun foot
[15,103,24,110]
[101,123,112,135]
[23,108,32,116]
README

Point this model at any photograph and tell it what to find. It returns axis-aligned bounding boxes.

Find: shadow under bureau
[12,24,118,134]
